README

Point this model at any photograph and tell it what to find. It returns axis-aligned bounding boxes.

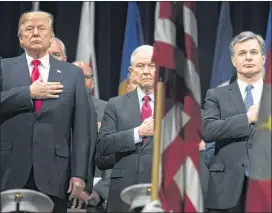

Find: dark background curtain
[0,1,270,105]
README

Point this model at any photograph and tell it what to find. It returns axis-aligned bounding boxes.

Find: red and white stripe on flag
[76,2,99,98]
[152,2,203,212]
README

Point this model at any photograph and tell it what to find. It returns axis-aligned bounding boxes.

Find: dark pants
[207,177,248,213]
[24,168,68,213]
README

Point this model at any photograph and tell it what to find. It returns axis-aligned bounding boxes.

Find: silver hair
[229,31,265,56]
[130,45,154,65]
[53,37,67,56]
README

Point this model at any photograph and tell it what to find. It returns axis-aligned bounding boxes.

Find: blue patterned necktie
[244,84,253,176]
[244,85,254,111]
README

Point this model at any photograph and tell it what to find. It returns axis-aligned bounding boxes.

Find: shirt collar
[25,52,50,69]
[137,87,154,102]
[237,77,263,92]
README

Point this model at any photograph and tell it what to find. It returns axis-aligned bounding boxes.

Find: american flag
[152,2,203,212]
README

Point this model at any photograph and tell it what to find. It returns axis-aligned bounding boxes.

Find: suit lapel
[127,90,142,126]
[37,56,64,117]
[228,81,246,114]
[12,53,32,86]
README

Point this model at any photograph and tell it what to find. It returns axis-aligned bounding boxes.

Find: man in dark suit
[95,45,156,212]
[203,31,266,212]
[0,11,92,213]
[0,55,33,124]
[72,61,109,211]
[86,69,142,212]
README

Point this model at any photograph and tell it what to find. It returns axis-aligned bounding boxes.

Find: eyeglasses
[134,63,156,72]
[84,75,94,80]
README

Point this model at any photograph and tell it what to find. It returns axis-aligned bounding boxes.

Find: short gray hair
[130,45,153,65]
[53,37,66,56]
[229,31,265,56]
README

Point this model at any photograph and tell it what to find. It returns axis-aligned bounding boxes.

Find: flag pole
[151,67,165,201]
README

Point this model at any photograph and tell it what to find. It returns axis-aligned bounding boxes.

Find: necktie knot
[143,95,150,103]
[32,59,41,67]
[245,85,253,92]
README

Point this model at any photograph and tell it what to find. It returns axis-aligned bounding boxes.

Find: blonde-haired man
[0,11,91,213]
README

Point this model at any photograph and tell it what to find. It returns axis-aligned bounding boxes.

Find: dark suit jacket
[86,89,110,211]
[0,53,91,199]
[95,90,153,212]
[92,97,107,123]
[202,81,254,209]
[84,88,98,193]
[0,56,34,124]
[0,85,33,124]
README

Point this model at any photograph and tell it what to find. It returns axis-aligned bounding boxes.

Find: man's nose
[143,66,150,74]
[245,52,252,60]
[33,27,39,36]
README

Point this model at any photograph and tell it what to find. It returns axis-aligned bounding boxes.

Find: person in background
[73,61,110,213]
[126,72,139,92]
[48,37,67,62]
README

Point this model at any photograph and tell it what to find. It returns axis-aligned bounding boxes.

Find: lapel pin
[57,70,62,73]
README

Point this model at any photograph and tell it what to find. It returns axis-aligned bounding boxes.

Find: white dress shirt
[237,78,263,105]
[134,87,155,144]
[25,53,50,82]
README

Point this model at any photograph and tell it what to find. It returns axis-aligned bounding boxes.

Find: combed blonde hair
[18,11,55,37]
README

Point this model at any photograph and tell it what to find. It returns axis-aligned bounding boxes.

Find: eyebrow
[238,48,259,53]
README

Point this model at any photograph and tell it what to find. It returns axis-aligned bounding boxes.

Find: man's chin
[243,70,262,78]
[140,83,153,92]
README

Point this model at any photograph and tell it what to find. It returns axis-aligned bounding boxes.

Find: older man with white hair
[48,37,67,62]
[95,45,156,212]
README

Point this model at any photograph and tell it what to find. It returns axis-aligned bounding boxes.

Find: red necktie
[31,60,42,113]
[141,95,152,142]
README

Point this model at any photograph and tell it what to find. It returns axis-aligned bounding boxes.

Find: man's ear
[128,66,133,74]
[231,56,236,67]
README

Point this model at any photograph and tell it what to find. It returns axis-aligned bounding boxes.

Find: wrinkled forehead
[233,39,261,53]
[22,17,50,27]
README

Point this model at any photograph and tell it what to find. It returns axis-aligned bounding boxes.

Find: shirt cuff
[134,127,142,144]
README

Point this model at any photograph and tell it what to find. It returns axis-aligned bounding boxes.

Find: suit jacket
[0,86,33,124]
[0,53,91,199]
[202,81,255,209]
[92,96,108,178]
[92,169,112,211]
[95,90,153,212]
[84,88,98,193]
[86,89,111,209]
[92,97,107,123]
